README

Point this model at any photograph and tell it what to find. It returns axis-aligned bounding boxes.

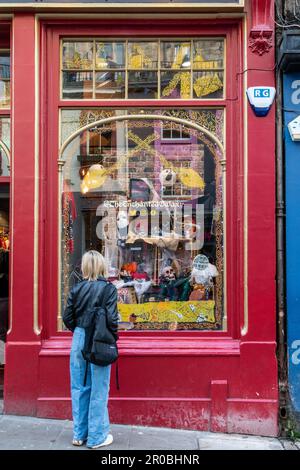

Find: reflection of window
[61,39,224,100]
[161,122,191,140]
[0,50,10,108]
[0,117,10,176]
[162,161,193,198]
[60,109,225,331]
[84,128,114,156]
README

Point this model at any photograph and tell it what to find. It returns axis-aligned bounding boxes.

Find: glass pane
[0,80,10,108]
[161,71,191,99]
[96,42,125,69]
[95,71,125,99]
[128,42,158,69]
[60,109,225,331]
[62,71,93,99]
[161,42,191,69]
[62,42,93,70]
[0,148,10,176]
[0,52,10,108]
[0,52,10,79]
[60,38,226,101]
[0,117,10,176]
[162,122,191,140]
[193,71,224,99]
[128,71,158,99]
[193,40,224,70]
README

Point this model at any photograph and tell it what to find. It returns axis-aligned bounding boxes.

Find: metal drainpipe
[275,13,288,434]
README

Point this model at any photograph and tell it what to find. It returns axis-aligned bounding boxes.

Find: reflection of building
[1,1,278,437]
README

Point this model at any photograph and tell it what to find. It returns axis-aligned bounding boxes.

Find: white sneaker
[89,433,113,449]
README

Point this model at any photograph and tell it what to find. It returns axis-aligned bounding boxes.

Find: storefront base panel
[35,398,278,437]
[4,341,278,437]
[110,398,278,436]
[4,342,41,417]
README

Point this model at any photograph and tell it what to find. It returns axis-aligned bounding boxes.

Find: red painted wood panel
[4,13,41,416]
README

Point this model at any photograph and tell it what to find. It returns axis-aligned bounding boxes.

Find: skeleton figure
[159,266,177,301]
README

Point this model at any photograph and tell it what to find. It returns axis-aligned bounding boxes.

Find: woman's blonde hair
[81,250,107,281]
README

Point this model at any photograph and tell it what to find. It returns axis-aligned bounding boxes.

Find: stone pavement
[0,403,299,450]
[0,415,300,451]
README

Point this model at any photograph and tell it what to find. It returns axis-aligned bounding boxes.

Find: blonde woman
[63,250,119,449]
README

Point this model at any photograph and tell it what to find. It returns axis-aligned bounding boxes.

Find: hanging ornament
[159,168,177,187]
[159,155,205,190]
[80,155,127,194]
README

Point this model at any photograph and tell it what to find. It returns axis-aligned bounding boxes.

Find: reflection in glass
[0,117,10,176]
[0,53,10,78]
[193,40,224,69]
[60,109,224,331]
[95,71,125,99]
[0,52,10,108]
[96,42,125,69]
[193,71,223,99]
[128,71,158,99]
[161,71,191,99]
[128,42,158,69]
[61,39,225,100]
[0,80,10,108]
[0,148,9,176]
[62,42,93,70]
[62,71,93,99]
[161,42,191,69]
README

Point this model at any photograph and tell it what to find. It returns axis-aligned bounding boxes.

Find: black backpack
[80,281,119,386]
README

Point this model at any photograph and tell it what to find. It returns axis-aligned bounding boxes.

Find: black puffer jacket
[63,277,119,340]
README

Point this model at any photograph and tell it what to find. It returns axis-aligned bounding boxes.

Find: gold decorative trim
[242,14,248,336]
[36,13,245,20]
[7,17,13,336]
[0,2,245,11]
[33,14,41,335]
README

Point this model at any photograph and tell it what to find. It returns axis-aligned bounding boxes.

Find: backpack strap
[82,280,110,387]
[116,361,120,391]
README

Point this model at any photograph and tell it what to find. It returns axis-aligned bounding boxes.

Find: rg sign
[254,88,271,98]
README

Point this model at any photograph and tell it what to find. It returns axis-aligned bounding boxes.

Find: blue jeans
[70,327,111,447]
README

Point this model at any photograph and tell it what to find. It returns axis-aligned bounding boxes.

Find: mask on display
[159,266,177,301]
[117,211,129,230]
[159,168,177,187]
[117,210,129,240]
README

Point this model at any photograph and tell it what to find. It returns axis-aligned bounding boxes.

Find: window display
[59,108,225,331]
[61,39,224,100]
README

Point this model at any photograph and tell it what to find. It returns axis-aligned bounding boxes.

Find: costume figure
[159,266,177,301]
[189,255,218,301]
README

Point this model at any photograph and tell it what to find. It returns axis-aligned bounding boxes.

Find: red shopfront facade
[1,1,278,436]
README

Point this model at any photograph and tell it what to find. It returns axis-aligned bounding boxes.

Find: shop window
[59,108,225,331]
[0,50,10,109]
[0,117,10,176]
[61,39,224,100]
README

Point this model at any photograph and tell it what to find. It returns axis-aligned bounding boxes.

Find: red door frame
[40,19,244,346]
